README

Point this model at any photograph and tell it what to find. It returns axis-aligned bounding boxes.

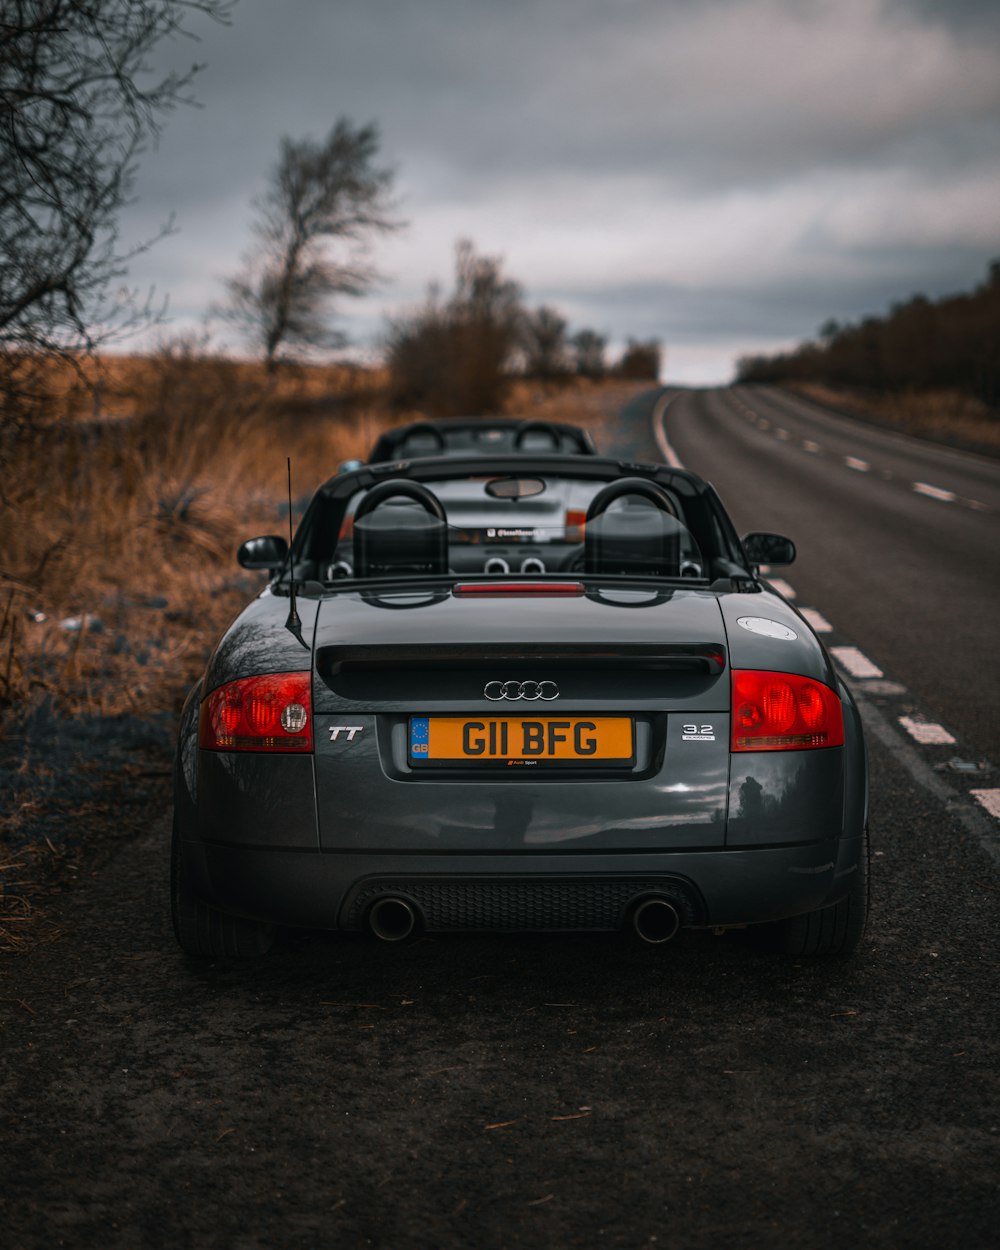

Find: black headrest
[353,503,449,577]
[585,503,680,576]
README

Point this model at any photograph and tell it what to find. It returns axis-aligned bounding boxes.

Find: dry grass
[0,351,388,725]
[791,383,1000,458]
[0,358,635,728]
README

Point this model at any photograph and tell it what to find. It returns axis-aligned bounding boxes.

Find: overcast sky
[119,0,1000,382]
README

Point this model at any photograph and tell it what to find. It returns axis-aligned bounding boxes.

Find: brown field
[2,354,379,725]
[0,355,638,729]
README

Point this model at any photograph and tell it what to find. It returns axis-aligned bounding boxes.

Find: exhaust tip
[631,897,681,944]
[368,896,417,942]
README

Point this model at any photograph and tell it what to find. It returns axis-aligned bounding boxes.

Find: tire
[171,818,275,958]
[763,827,870,957]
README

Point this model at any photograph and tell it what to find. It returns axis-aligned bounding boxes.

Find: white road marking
[844,456,870,472]
[913,482,956,503]
[856,694,1000,870]
[898,717,956,745]
[799,607,832,633]
[651,392,684,469]
[758,418,771,430]
[972,790,1000,820]
[965,498,990,512]
[802,440,821,453]
[768,577,796,598]
[830,646,884,678]
[863,680,908,696]
[774,428,790,441]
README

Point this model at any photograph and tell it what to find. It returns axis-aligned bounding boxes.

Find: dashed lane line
[767,577,796,599]
[913,482,956,503]
[898,717,956,746]
[829,646,884,679]
[653,396,998,846]
[727,394,994,514]
[852,692,1000,867]
[972,790,1000,821]
[798,607,832,633]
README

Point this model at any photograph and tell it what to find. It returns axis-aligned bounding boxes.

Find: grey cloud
[114,0,1000,381]
[135,0,1000,202]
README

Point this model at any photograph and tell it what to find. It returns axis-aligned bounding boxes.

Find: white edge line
[897,716,957,746]
[829,646,884,679]
[799,607,832,633]
[652,391,684,469]
[853,694,1000,869]
[971,790,1000,821]
[913,482,957,503]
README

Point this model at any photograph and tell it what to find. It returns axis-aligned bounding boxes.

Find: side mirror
[237,534,288,570]
[741,532,796,567]
[337,459,364,474]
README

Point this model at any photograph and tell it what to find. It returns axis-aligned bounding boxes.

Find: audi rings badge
[483,680,559,701]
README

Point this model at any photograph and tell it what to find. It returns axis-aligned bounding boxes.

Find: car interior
[289,465,737,584]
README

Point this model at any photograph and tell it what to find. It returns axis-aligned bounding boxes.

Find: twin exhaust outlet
[365,895,681,945]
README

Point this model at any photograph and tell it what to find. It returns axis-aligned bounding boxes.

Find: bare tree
[0,0,233,412]
[222,120,399,371]
[571,328,607,379]
[521,305,568,379]
[617,338,663,380]
[386,239,523,414]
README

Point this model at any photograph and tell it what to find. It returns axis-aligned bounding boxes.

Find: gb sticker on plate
[682,723,716,742]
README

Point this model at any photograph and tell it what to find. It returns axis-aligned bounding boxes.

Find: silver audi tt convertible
[172,452,869,958]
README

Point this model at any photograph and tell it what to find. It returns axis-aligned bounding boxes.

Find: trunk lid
[312,584,731,853]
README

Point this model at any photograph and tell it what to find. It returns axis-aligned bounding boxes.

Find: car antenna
[284,457,307,649]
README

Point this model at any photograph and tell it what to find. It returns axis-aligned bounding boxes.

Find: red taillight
[564,508,587,542]
[199,672,313,752]
[731,669,843,752]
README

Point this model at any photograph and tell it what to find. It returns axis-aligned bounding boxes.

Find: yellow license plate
[409,716,634,766]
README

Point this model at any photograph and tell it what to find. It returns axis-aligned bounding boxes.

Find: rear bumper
[180,834,863,932]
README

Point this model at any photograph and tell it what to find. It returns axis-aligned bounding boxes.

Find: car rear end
[183,584,865,945]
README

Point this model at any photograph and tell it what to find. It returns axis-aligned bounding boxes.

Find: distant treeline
[737,261,1000,407]
[385,239,661,416]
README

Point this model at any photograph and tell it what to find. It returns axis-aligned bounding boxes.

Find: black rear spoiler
[318,642,726,678]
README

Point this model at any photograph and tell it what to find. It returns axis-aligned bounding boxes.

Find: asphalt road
[2,387,999,1250]
[653,384,1000,763]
